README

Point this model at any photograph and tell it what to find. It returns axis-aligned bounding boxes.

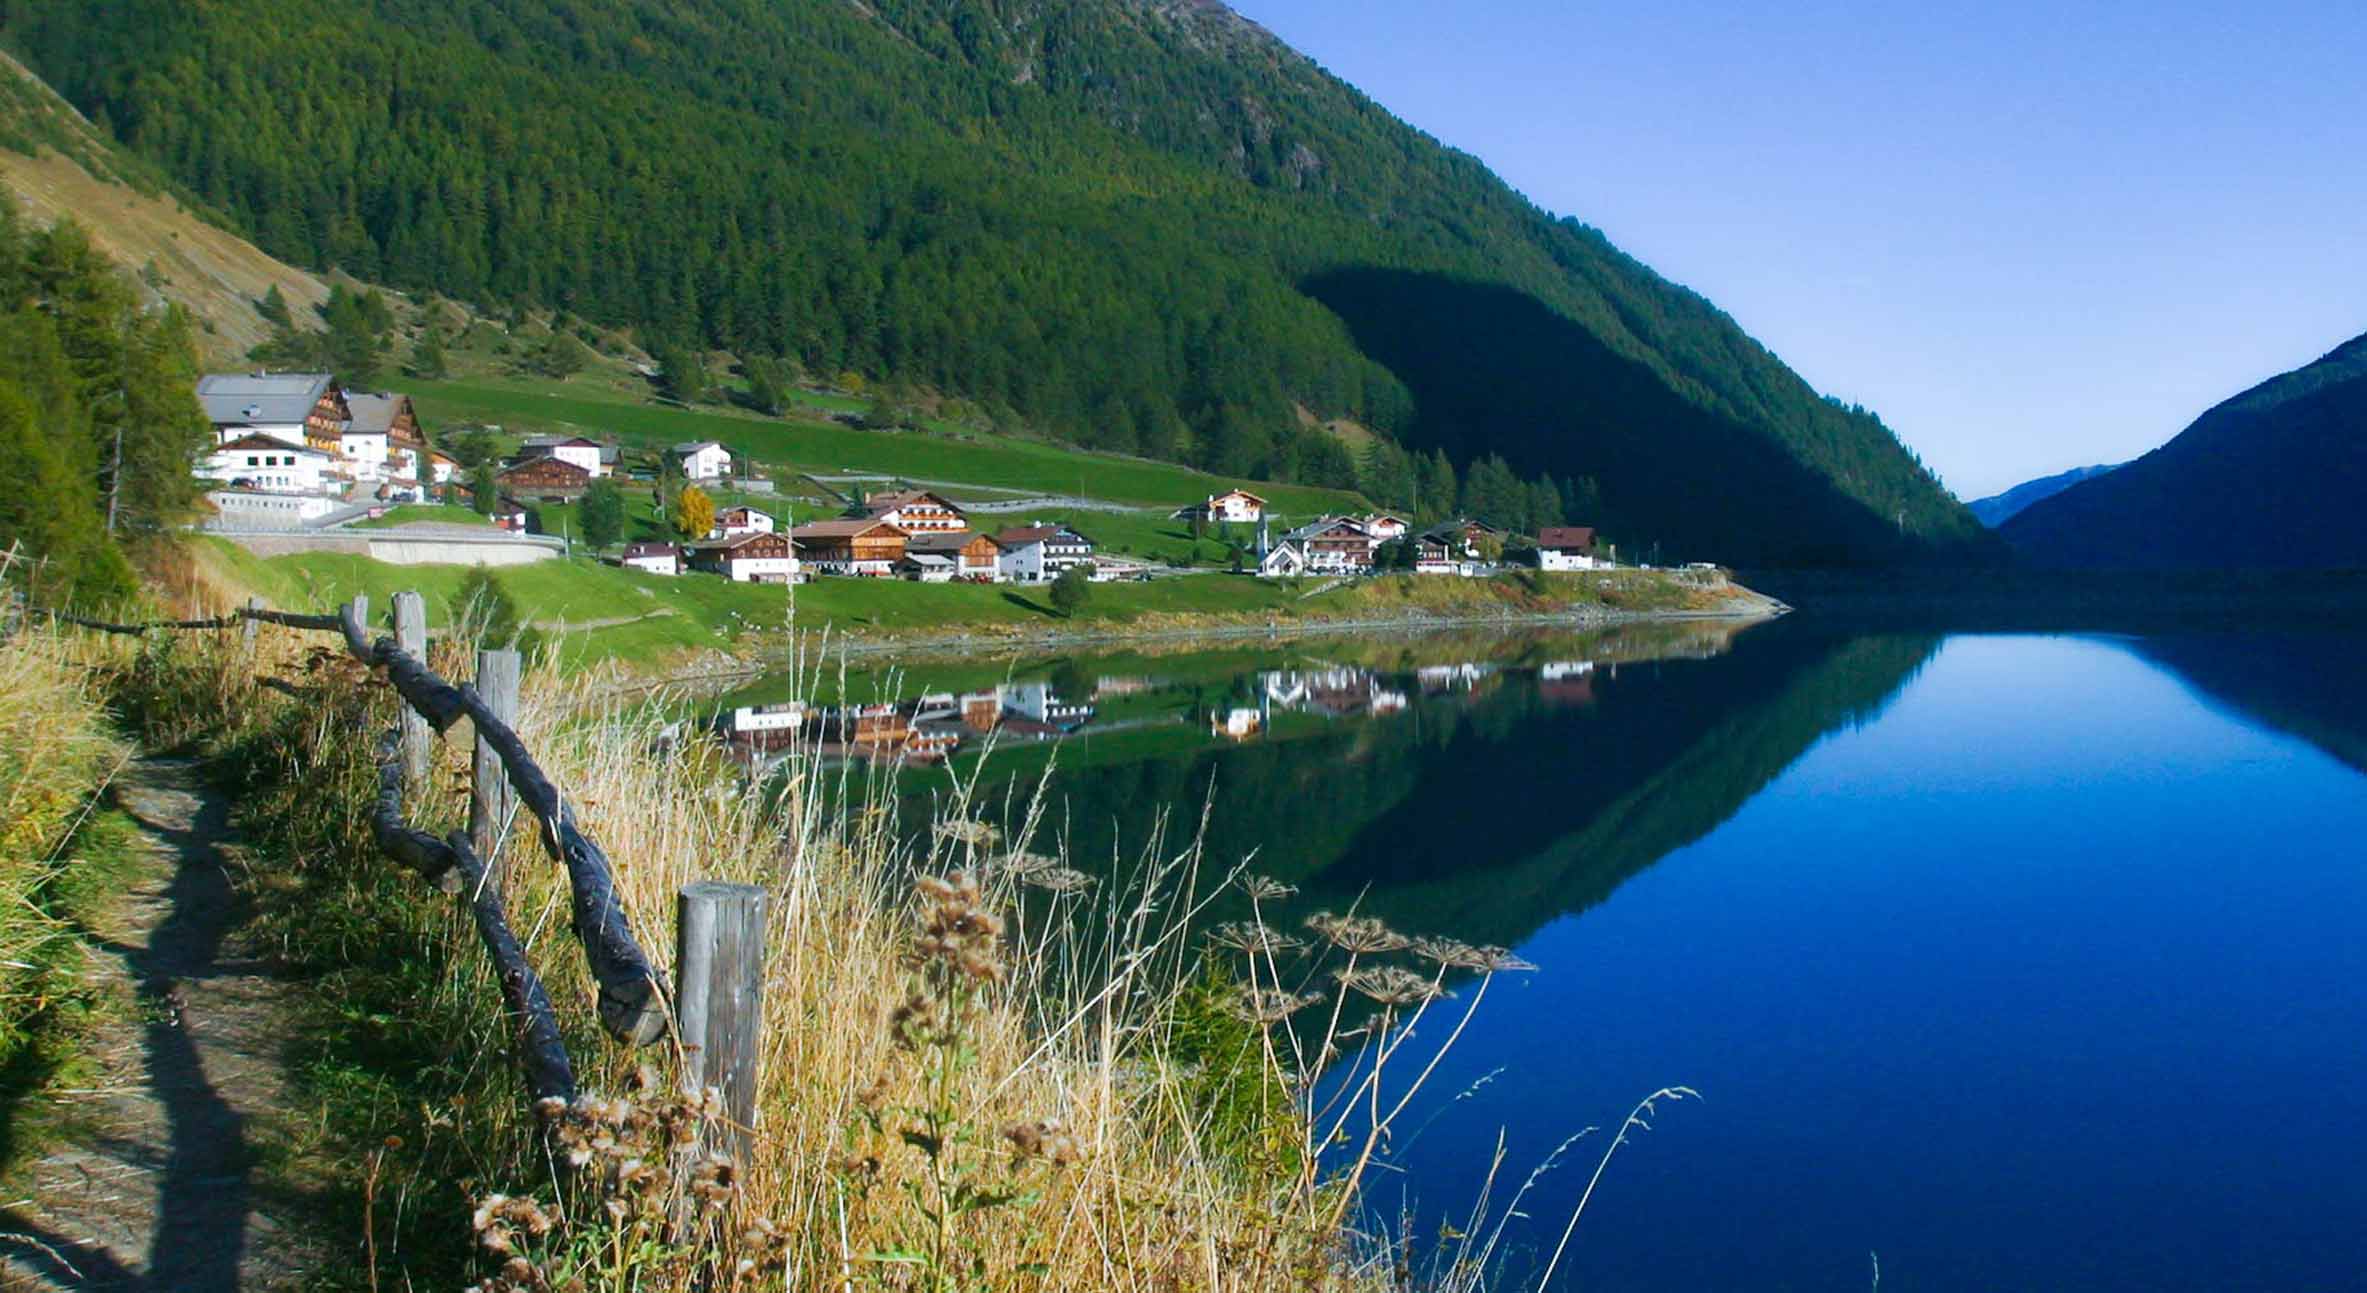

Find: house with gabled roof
[518,435,607,479]
[1173,488,1267,525]
[906,530,1004,581]
[669,441,732,481]
[1535,526,1602,572]
[1282,516,1376,574]
[498,456,593,502]
[993,522,1095,583]
[853,488,967,533]
[790,518,908,576]
[197,372,347,449]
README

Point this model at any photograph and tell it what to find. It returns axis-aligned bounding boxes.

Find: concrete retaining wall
[212,529,563,567]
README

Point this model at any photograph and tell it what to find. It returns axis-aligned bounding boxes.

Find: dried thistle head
[1305,911,1410,955]
[1002,1117,1082,1166]
[1226,986,1327,1025]
[1206,920,1306,959]
[1335,964,1449,1008]
[1236,874,1298,903]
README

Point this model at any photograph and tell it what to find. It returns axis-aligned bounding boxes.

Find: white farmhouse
[670,441,733,481]
[712,506,777,539]
[200,434,339,495]
[618,542,683,576]
[1174,488,1266,525]
[1535,527,1602,572]
[994,523,1095,583]
[518,435,608,479]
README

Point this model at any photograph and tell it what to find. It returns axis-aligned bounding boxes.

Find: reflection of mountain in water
[2131,633,2367,774]
[961,624,1939,954]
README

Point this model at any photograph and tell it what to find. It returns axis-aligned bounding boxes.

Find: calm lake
[718,621,2367,1291]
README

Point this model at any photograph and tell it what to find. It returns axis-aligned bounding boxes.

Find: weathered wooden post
[469,648,523,895]
[392,592,431,788]
[676,881,768,1164]
[242,595,264,651]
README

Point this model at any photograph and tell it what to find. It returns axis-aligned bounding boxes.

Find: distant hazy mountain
[2003,332,2367,568]
[1967,464,2119,528]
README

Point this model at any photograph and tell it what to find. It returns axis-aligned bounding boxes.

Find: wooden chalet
[497,456,593,502]
[905,530,1003,580]
[790,518,909,576]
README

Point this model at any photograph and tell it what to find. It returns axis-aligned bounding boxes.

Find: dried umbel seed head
[1305,912,1411,955]
[1226,986,1327,1025]
[1206,920,1306,958]
[1335,964,1449,1008]
[934,818,1002,848]
[1410,936,1496,970]
[992,849,1058,877]
[1002,1117,1082,1166]
[1022,866,1095,894]
[1236,874,1298,903]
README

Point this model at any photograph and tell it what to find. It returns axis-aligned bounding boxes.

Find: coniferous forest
[2,0,1990,564]
[0,203,212,605]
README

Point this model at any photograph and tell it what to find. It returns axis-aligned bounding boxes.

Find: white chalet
[200,434,339,495]
[670,441,733,481]
[618,542,683,576]
[994,523,1095,584]
[518,435,608,479]
[856,489,967,533]
[1175,489,1266,525]
[1535,527,1602,572]
[712,506,777,540]
[197,372,347,449]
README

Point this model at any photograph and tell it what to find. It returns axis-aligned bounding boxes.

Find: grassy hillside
[0,51,327,365]
[2003,332,2367,568]
[4,0,1984,565]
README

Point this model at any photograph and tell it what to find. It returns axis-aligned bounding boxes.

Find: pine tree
[579,479,626,552]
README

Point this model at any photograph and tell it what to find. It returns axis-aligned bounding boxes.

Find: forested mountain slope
[2,0,1987,563]
[2003,332,2367,569]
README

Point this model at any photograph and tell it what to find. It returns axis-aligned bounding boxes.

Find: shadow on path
[1,758,313,1291]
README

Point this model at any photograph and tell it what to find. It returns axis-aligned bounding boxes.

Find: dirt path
[0,758,322,1291]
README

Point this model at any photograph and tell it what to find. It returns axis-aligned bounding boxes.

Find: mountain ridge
[1967,463,2119,528]
[2002,331,2367,568]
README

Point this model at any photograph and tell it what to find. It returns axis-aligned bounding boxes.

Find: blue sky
[1231,0,2367,498]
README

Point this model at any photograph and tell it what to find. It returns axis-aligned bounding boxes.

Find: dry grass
[27,571,1668,1293]
[0,610,131,1052]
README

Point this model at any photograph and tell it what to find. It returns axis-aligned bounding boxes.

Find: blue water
[1379,635,2367,1291]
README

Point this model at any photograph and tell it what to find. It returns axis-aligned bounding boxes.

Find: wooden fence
[23,594,769,1128]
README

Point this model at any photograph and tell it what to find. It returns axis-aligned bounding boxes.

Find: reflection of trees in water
[2131,632,2367,774]
[949,625,1939,958]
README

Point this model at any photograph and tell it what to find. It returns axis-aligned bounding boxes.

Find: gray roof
[344,393,407,435]
[196,372,333,427]
[670,441,725,454]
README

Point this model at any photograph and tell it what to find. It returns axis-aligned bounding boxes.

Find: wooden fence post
[676,881,768,1163]
[470,648,522,895]
[243,596,263,651]
[392,592,431,788]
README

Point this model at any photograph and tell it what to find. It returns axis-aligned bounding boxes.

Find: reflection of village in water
[717,627,1743,770]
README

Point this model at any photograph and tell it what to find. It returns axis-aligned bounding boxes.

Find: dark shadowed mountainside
[1,0,1987,565]
[1967,463,2117,527]
[2003,332,2367,568]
